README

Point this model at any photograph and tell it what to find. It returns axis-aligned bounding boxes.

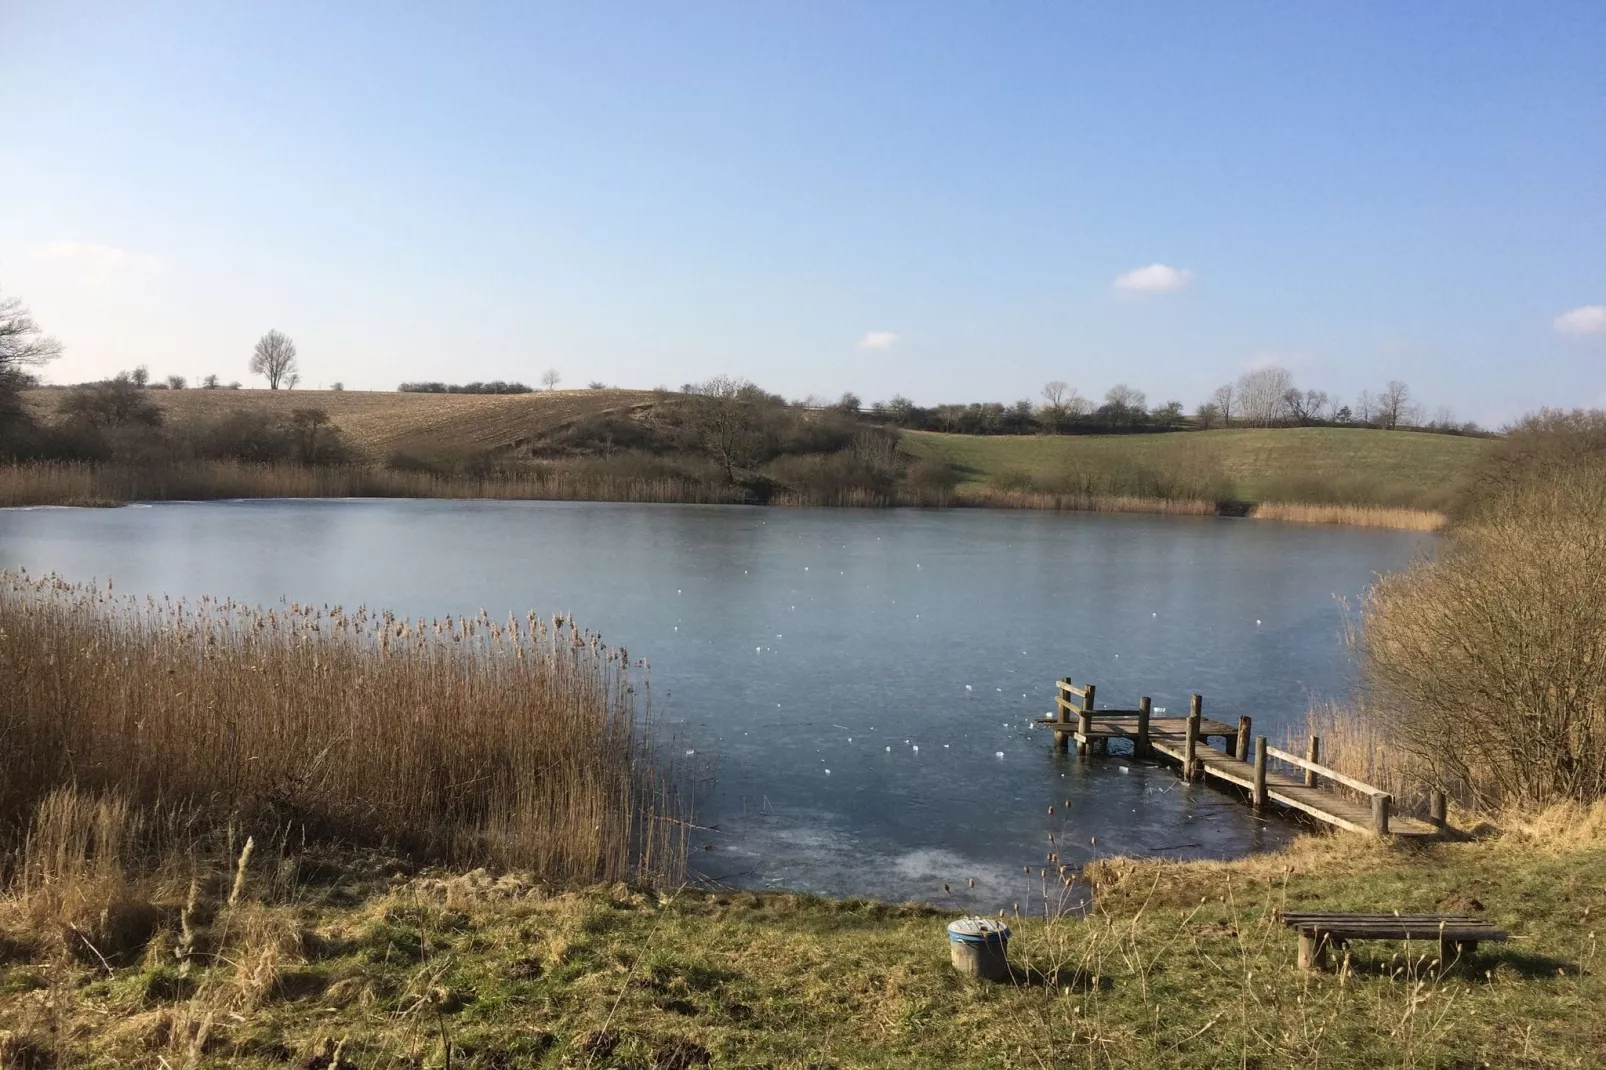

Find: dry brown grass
[0,571,684,885]
[956,486,1218,516]
[20,386,659,459]
[0,459,745,507]
[1249,501,1447,531]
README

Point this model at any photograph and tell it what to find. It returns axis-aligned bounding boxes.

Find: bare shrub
[1359,466,1606,808]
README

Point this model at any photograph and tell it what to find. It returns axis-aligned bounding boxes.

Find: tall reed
[1249,502,1446,531]
[0,571,684,885]
[0,460,746,508]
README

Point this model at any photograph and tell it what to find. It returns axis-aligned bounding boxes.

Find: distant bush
[186,409,293,462]
[1453,408,1606,520]
[531,413,675,457]
[56,376,165,430]
[398,381,533,394]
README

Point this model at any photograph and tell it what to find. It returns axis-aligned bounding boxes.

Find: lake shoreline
[0,460,1446,530]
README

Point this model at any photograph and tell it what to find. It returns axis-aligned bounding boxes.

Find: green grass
[903,427,1490,510]
[3,824,1600,1068]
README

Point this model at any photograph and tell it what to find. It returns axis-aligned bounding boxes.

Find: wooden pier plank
[1040,709,1440,838]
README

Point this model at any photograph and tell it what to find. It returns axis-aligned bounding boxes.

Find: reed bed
[0,570,683,885]
[0,460,745,508]
[1249,501,1447,531]
[958,486,1218,516]
[1286,700,1437,815]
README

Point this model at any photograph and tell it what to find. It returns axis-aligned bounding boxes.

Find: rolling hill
[22,387,658,459]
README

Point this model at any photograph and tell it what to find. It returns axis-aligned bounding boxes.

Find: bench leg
[1298,932,1329,971]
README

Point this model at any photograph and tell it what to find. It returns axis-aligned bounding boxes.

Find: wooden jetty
[1038,677,1444,838]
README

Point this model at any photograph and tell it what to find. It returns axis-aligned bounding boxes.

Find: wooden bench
[1279,912,1508,970]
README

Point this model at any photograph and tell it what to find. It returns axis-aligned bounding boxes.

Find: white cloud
[1554,305,1606,337]
[30,241,152,283]
[857,330,899,350]
[1113,263,1193,294]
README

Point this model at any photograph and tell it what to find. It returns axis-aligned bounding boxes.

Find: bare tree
[130,365,150,387]
[0,290,64,376]
[1040,380,1074,432]
[1196,402,1222,429]
[681,375,771,482]
[1210,383,1235,427]
[541,368,562,391]
[166,375,187,390]
[1283,388,1330,425]
[1236,366,1294,426]
[250,330,299,390]
[1355,390,1376,425]
[202,374,220,389]
[1378,379,1415,429]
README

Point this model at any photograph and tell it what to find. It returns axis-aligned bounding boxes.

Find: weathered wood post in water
[1056,677,1072,754]
[1429,790,1448,831]
[1253,736,1268,807]
[1235,716,1251,762]
[1077,684,1095,757]
[1137,696,1152,758]
[1372,794,1391,836]
[1304,735,1321,788]
[1183,694,1203,779]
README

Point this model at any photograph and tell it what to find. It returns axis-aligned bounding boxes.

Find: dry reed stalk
[1249,502,1447,531]
[0,460,747,508]
[0,571,684,886]
[957,487,1218,516]
[1289,700,1435,813]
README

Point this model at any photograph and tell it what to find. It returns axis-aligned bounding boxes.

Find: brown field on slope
[20,387,658,459]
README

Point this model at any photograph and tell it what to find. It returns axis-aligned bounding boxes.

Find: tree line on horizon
[850,366,1483,437]
[0,283,1502,461]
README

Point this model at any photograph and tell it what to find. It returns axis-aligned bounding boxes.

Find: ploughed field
[19,387,661,460]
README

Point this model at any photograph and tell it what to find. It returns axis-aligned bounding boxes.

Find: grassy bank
[0,809,1598,1067]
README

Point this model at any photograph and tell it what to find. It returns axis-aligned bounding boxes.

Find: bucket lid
[947,916,1011,943]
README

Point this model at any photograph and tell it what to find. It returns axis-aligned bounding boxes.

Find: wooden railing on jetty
[1041,677,1445,838]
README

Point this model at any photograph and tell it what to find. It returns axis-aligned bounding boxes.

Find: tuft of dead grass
[1249,501,1447,531]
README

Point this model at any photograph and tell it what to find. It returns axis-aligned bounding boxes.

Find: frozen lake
[0,500,1432,907]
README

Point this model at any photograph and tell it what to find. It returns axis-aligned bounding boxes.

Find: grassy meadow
[903,426,1487,514]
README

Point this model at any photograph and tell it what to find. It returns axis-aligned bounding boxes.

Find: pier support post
[1076,684,1095,757]
[1137,697,1152,758]
[1183,694,1202,779]
[1372,794,1391,837]
[1235,716,1251,762]
[1056,677,1071,754]
[1252,736,1268,807]
[1305,735,1321,788]
[1429,790,1448,831]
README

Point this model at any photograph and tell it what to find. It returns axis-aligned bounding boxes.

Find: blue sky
[3,2,1603,423]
